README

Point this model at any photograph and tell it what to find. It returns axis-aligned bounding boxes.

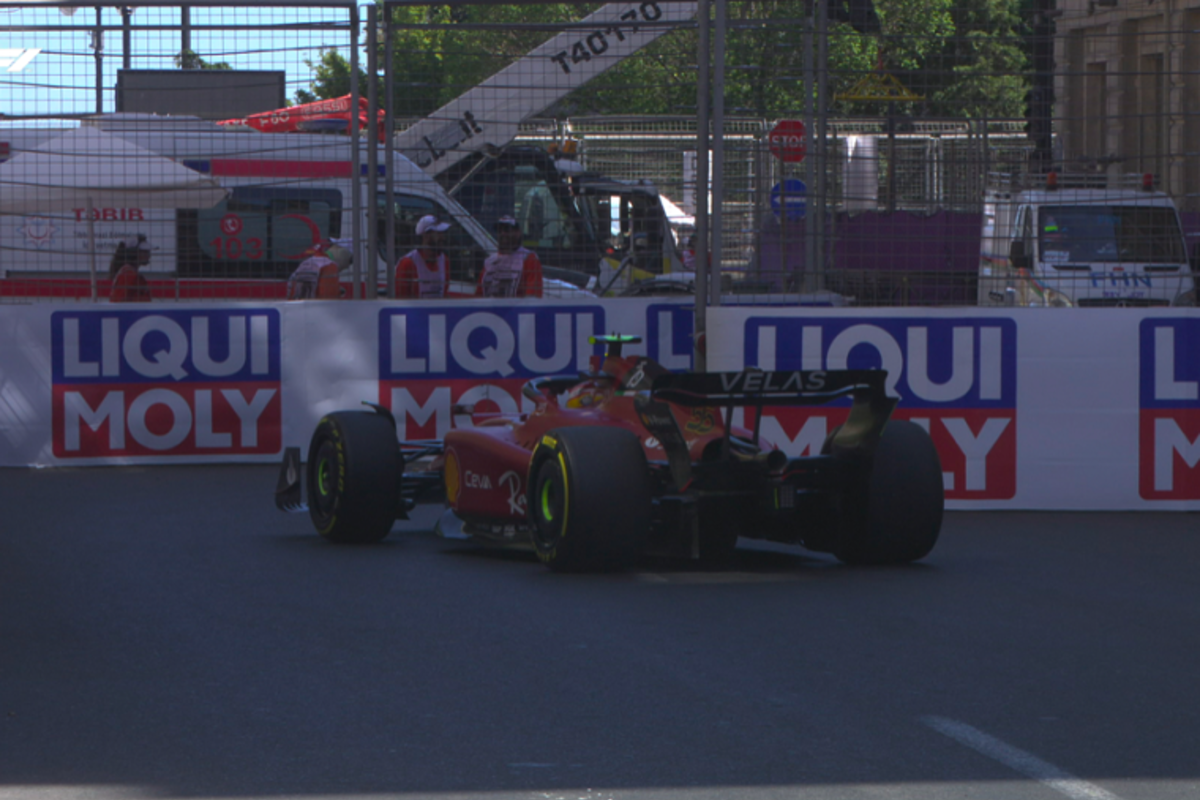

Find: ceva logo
[744,318,1018,500]
[1139,319,1200,499]
[378,306,606,439]
[51,310,281,458]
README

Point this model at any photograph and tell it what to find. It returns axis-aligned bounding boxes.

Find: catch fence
[1,0,1197,307]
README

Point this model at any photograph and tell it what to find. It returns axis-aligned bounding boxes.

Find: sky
[0,4,349,125]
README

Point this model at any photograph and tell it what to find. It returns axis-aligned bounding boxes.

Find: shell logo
[444,448,461,505]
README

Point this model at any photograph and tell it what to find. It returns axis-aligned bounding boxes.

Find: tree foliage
[175,48,233,70]
[295,0,1029,122]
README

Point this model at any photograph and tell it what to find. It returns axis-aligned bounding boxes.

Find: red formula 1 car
[276,335,944,570]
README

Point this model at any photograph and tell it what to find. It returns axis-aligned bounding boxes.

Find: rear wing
[635,369,896,488]
[649,369,889,409]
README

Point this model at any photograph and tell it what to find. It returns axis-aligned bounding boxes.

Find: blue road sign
[770,179,807,221]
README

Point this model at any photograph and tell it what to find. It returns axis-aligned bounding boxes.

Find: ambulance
[0,113,500,298]
[978,171,1196,307]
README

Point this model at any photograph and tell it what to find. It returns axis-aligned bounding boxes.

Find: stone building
[1054,0,1200,211]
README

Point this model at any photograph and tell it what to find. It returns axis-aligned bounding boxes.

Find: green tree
[926,0,1028,117]
[175,48,233,70]
[296,4,600,119]
[295,0,1029,123]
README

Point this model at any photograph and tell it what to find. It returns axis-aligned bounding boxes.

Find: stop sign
[768,119,807,163]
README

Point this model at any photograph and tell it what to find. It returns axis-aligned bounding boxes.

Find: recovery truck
[222,2,697,292]
[393,0,697,290]
[978,171,1196,308]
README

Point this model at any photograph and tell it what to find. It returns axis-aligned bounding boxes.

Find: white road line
[922,716,1125,800]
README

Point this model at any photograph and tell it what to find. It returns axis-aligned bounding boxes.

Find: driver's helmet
[565,383,604,409]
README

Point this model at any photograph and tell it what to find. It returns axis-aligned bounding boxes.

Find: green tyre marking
[318,458,331,496]
[557,452,569,538]
[540,480,554,522]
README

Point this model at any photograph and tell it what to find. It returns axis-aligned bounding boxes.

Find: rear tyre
[307,411,401,544]
[529,426,651,572]
[835,420,944,565]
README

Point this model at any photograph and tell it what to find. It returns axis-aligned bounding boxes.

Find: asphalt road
[2,464,1199,800]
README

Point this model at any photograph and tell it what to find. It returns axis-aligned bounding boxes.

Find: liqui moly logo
[646,303,694,370]
[743,318,1018,500]
[379,306,605,439]
[51,310,281,458]
[1139,319,1200,499]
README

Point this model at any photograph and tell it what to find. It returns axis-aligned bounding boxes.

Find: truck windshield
[1038,206,1185,264]
[577,190,667,271]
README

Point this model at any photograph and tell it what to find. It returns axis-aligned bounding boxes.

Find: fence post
[710,0,725,308]
[384,2,397,299]
[694,0,711,371]
[803,6,814,294]
[366,3,379,300]
[349,3,362,299]
[815,0,828,292]
[92,7,103,113]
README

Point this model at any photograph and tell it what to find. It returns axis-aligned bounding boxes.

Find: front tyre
[307,411,401,544]
[529,426,651,572]
[836,419,944,565]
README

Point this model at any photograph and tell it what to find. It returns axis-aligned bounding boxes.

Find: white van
[978,172,1196,307]
[0,114,502,297]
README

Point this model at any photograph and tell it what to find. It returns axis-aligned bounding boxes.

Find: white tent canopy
[0,126,226,214]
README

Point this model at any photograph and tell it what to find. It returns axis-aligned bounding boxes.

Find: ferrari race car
[275,335,944,570]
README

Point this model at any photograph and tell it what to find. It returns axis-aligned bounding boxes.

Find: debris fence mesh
[1,1,1197,305]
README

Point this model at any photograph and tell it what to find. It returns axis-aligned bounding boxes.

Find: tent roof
[0,126,226,214]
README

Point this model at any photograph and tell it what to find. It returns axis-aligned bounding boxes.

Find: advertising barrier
[1,299,1197,510]
[51,308,281,458]
[707,306,1200,510]
[723,315,1017,501]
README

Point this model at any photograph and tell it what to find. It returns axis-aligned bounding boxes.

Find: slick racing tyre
[529,426,651,572]
[307,411,401,544]
[835,419,944,565]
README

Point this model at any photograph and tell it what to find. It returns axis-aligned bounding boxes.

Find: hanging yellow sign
[835,72,923,103]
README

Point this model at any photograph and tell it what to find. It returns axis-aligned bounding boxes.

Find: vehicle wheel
[307,411,401,544]
[529,426,651,572]
[835,419,943,565]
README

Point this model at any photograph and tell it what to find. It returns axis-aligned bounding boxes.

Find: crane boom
[395,1,697,176]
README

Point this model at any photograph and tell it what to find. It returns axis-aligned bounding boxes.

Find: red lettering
[69,207,144,221]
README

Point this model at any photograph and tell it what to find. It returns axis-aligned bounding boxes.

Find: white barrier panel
[3,304,286,467]
[2,301,1197,510]
[707,306,1200,510]
[0,298,694,466]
